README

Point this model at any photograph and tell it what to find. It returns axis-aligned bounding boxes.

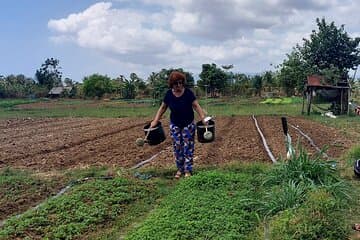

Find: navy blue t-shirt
[163,88,196,128]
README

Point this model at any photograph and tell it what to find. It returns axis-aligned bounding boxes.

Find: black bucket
[354,159,360,177]
[196,119,215,143]
[143,122,166,146]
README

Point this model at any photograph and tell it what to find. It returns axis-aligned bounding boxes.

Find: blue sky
[1,0,359,82]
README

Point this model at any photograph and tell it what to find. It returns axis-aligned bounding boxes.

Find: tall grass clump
[252,148,353,239]
[264,148,341,187]
[263,147,352,210]
[260,180,307,216]
[250,189,348,240]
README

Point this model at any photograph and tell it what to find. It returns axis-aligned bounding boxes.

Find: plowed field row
[0,116,352,171]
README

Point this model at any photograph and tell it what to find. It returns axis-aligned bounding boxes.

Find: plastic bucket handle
[144,126,159,132]
[196,124,214,129]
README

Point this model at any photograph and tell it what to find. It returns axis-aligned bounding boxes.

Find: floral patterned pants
[169,122,196,173]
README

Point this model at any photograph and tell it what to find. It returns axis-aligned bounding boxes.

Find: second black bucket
[196,119,215,143]
[143,121,166,146]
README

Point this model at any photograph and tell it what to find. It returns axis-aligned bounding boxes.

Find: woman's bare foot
[174,170,182,179]
[352,223,360,231]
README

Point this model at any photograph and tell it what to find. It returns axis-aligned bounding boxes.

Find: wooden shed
[302,75,349,115]
[48,86,73,98]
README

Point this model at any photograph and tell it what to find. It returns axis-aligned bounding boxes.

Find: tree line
[1,18,359,100]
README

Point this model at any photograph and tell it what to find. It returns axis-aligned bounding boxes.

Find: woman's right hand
[150,120,158,128]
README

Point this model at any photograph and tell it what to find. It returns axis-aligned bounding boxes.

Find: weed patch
[0,177,158,239]
[126,169,264,239]
[0,168,61,221]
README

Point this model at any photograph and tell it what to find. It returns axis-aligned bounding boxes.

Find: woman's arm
[192,100,207,125]
[150,102,168,128]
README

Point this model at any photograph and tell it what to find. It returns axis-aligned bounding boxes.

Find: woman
[150,71,207,178]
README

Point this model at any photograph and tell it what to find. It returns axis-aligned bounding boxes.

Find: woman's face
[172,80,184,92]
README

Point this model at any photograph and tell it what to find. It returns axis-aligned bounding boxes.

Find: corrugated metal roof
[48,86,73,95]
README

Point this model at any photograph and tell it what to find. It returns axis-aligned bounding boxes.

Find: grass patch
[255,149,353,240]
[202,101,302,116]
[249,189,348,240]
[0,175,163,240]
[125,151,353,240]
[0,168,62,221]
[0,166,177,239]
[0,98,305,119]
[260,97,303,105]
[126,168,265,240]
[0,104,158,118]
[1,153,353,239]
[344,145,360,167]
[0,99,37,108]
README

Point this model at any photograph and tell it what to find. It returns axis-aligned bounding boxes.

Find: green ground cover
[126,154,353,240]
[0,170,174,240]
[0,99,38,108]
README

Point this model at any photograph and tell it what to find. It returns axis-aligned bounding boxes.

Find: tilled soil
[1,116,352,171]
[0,116,353,221]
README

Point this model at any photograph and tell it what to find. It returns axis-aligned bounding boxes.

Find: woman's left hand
[202,118,208,126]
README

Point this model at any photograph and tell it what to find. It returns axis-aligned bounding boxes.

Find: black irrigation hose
[252,115,277,163]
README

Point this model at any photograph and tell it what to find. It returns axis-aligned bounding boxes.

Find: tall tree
[198,63,227,97]
[120,75,136,99]
[277,50,308,96]
[130,73,146,93]
[35,58,62,90]
[263,71,275,90]
[252,75,263,97]
[232,73,251,96]
[147,68,194,102]
[300,18,360,82]
[64,77,74,87]
[83,74,112,98]
[0,74,36,98]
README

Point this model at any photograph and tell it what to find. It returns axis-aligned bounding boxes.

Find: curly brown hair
[168,71,186,88]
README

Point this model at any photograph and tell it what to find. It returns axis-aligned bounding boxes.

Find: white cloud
[49,2,175,63]
[48,2,113,33]
[48,0,360,79]
[171,12,200,33]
